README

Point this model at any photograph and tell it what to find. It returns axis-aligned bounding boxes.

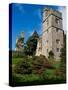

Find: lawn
[12,57,23,64]
[11,56,66,86]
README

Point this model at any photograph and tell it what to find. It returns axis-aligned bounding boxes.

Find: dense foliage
[14,55,54,75]
[12,51,25,58]
[24,31,39,55]
[48,51,54,59]
[12,55,66,86]
[60,34,66,78]
[14,59,32,74]
[11,33,66,86]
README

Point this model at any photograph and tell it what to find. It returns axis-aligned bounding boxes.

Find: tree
[24,31,39,55]
[32,55,54,74]
[48,51,54,59]
[16,32,24,51]
[60,34,66,77]
[60,34,66,62]
[14,59,32,74]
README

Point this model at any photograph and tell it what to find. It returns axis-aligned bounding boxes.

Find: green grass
[13,73,41,82]
[12,58,23,64]
[48,59,61,69]
[11,56,66,86]
[12,56,33,64]
[53,62,61,69]
[12,72,66,86]
[45,69,54,77]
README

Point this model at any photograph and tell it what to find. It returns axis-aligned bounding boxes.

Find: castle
[36,8,64,59]
[15,32,24,51]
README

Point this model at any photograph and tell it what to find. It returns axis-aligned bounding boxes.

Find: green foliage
[45,69,54,77]
[12,51,25,58]
[32,55,54,74]
[12,71,66,86]
[12,54,66,85]
[60,34,66,62]
[48,51,54,59]
[24,31,39,55]
[52,61,61,69]
[14,58,32,74]
[12,58,23,64]
[13,55,54,75]
[60,34,66,78]
[19,37,24,42]
[32,56,46,74]
[12,73,21,84]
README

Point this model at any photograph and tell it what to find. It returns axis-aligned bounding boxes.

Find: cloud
[30,31,34,36]
[33,8,42,22]
[15,4,25,13]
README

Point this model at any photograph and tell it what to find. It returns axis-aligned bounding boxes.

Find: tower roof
[32,31,39,38]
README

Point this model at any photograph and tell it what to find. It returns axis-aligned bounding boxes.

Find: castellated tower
[15,32,24,51]
[36,8,64,59]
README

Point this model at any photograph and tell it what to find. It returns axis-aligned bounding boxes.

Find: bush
[48,51,54,59]
[32,55,54,74]
[13,55,54,75]
[12,51,26,58]
[12,72,66,86]
[14,58,32,74]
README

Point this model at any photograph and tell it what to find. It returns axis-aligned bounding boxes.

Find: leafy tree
[60,34,66,63]
[32,55,54,74]
[14,58,32,74]
[48,51,54,59]
[60,34,66,77]
[24,31,39,55]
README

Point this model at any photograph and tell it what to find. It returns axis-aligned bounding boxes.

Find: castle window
[56,28,59,32]
[55,18,60,25]
[47,49,48,52]
[39,47,41,50]
[47,29,48,33]
[56,39,60,44]
[47,40,48,43]
[56,48,59,52]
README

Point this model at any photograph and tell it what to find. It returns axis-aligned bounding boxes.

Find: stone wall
[36,8,64,60]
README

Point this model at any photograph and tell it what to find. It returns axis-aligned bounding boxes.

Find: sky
[11,3,66,50]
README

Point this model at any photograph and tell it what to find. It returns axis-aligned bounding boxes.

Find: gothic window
[56,48,60,52]
[55,18,60,25]
[47,40,48,43]
[47,49,48,52]
[56,28,59,32]
[56,39,60,44]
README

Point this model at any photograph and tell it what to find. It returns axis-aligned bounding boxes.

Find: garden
[11,54,66,86]
[11,31,66,86]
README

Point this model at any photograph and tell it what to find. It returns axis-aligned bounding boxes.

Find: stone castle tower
[36,8,64,59]
[15,32,24,51]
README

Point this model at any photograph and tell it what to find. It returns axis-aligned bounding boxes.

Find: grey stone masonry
[36,8,64,60]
